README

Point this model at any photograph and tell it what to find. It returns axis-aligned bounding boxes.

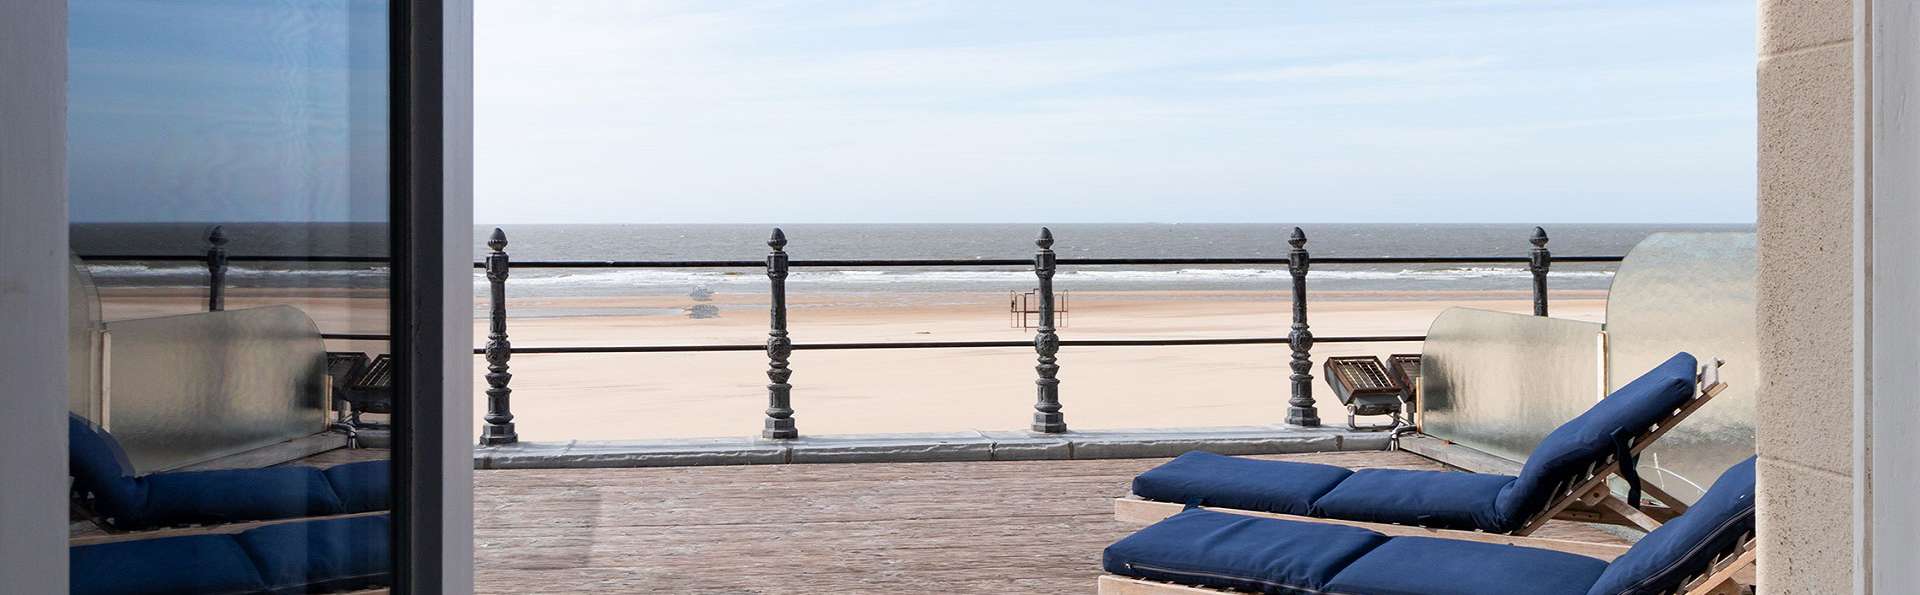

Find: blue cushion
[1105,508,1388,594]
[1310,468,1517,532]
[70,533,269,595]
[1494,353,1699,530]
[140,466,346,528]
[1133,451,1352,516]
[1586,456,1757,595]
[1326,536,1608,595]
[324,460,391,512]
[237,514,393,594]
[68,414,149,525]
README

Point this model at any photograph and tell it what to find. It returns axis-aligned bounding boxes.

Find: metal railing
[79,225,1624,445]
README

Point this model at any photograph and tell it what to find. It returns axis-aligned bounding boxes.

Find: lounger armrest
[1698,357,1726,397]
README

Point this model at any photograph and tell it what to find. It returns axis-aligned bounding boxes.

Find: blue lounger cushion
[69,413,392,529]
[1104,508,1388,594]
[67,414,150,524]
[68,532,271,595]
[1492,353,1700,531]
[324,460,392,512]
[1310,468,1516,531]
[1324,536,1608,595]
[1107,455,1760,595]
[1132,452,1352,516]
[239,515,394,594]
[1585,456,1756,595]
[142,466,345,525]
[1131,353,1701,534]
[72,514,392,595]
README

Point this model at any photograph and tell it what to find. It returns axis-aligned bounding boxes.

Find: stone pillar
[1756,1,1858,591]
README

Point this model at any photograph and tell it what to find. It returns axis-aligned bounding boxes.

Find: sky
[476,0,1758,225]
[68,0,389,223]
[65,1,1757,225]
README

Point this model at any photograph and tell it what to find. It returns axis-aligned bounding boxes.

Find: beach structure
[4,1,1909,590]
[61,223,1756,592]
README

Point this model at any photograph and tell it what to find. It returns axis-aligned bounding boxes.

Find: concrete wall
[1756,0,1858,591]
[0,1,69,592]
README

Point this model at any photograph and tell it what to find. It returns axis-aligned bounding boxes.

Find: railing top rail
[449,335,1429,355]
[77,254,1627,267]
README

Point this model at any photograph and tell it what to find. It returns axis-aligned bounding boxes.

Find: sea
[70,223,1753,299]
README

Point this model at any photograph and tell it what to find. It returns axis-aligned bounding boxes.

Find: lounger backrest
[1492,352,1699,530]
[1586,456,1757,595]
[67,413,147,518]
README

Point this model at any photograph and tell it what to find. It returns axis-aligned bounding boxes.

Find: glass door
[63,0,443,591]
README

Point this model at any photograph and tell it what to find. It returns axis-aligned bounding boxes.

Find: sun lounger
[69,413,391,531]
[1116,353,1725,536]
[70,514,391,595]
[1100,456,1757,595]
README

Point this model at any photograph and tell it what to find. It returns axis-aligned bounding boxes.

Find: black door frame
[391,0,447,590]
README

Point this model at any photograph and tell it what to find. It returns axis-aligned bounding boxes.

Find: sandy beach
[95,287,1606,441]
[467,290,1606,440]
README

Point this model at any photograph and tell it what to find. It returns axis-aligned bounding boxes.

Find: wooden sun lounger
[1114,358,1727,536]
[1095,534,1758,595]
[1111,500,1632,561]
[68,510,391,547]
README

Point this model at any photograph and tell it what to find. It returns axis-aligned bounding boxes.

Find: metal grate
[353,354,393,391]
[1325,356,1403,403]
[1388,354,1421,394]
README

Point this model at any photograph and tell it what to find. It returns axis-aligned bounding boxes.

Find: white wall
[0,1,69,592]
[442,0,478,591]
[1867,0,1920,590]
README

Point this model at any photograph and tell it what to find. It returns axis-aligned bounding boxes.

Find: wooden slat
[1098,575,1223,594]
[1686,547,1757,595]
[1395,433,1523,475]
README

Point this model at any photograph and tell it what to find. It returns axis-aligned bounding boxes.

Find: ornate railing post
[1285,227,1320,427]
[205,225,228,311]
[1529,227,1551,317]
[1031,227,1066,433]
[763,228,799,439]
[479,228,519,446]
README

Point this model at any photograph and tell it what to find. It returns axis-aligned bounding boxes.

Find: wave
[83,262,1613,290]
[82,263,390,286]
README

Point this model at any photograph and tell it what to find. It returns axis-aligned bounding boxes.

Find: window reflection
[66,1,394,593]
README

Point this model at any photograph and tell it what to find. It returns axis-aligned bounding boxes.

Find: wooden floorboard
[473,450,1631,594]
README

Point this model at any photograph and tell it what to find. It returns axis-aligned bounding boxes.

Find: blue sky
[68,1,1756,224]
[68,0,388,223]
[476,0,1757,224]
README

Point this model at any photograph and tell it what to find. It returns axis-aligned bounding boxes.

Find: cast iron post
[206,225,229,311]
[1286,227,1320,427]
[763,228,798,439]
[479,228,519,446]
[1529,227,1551,317]
[1031,227,1066,433]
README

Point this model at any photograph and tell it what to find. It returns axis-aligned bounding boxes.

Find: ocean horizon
[72,222,1752,298]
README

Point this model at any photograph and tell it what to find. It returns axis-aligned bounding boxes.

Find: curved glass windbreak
[66,1,394,592]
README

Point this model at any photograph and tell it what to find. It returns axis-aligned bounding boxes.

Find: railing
[78,225,1625,445]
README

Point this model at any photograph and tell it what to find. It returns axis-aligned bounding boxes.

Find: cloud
[1211,57,1499,83]
[474,0,1757,224]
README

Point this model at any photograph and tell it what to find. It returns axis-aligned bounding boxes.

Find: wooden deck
[473,450,1630,594]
